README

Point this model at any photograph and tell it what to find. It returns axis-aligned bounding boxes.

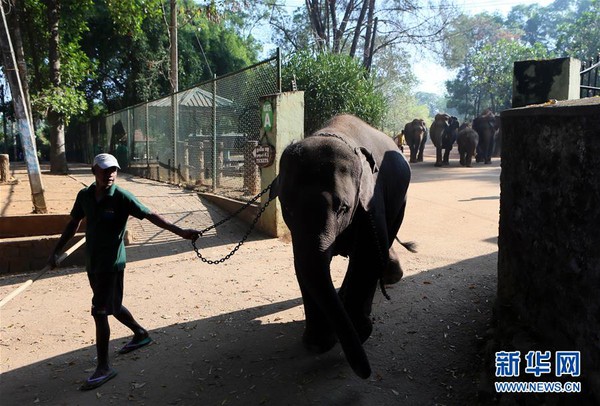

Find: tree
[442,11,555,117]
[282,51,386,134]
[263,0,456,71]
[80,0,259,111]
[556,0,600,60]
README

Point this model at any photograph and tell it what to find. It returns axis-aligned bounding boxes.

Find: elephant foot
[434,162,442,167]
[442,161,450,166]
[485,159,492,164]
[409,158,417,163]
[302,329,337,354]
[382,247,403,285]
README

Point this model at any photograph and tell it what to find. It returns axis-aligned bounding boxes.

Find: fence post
[244,140,259,195]
[183,140,189,182]
[197,141,205,185]
[256,91,305,238]
[216,141,223,188]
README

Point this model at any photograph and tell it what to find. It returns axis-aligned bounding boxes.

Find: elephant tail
[395,237,417,253]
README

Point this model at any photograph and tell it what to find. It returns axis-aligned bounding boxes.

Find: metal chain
[191,183,275,265]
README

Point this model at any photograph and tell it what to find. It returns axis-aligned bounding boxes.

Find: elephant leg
[485,140,493,164]
[409,146,417,163]
[338,250,379,343]
[296,275,337,353]
[435,147,443,167]
[417,140,425,162]
[382,246,403,284]
[459,150,466,166]
[442,148,451,165]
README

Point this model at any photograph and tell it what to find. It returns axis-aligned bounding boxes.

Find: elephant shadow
[2,253,525,406]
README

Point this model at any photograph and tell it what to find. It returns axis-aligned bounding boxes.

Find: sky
[272,0,556,95]
[414,0,555,94]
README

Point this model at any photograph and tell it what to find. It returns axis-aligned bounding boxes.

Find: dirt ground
[1,147,501,405]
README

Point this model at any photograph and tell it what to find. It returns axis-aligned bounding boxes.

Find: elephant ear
[354,147,378,210]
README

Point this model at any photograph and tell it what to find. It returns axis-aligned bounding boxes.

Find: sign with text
[261,101,273,132]
[254,144,275,168]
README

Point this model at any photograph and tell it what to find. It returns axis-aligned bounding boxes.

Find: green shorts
[87,271,124,316]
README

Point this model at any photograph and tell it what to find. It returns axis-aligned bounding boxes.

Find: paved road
[0,145,502,405]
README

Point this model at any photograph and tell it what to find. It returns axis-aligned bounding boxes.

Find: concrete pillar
[256,91,304,238]
[512,57,581,108]
[495,98,600,402]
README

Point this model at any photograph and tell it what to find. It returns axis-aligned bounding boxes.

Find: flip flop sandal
[118,336,152,354]
[79,369,118,391]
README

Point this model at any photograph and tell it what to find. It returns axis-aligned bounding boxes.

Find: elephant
[429,113,459,166]
[457,122,479,167]
[473,109,497,164]
[403,118,428,163]
[493,113,502,157]
[270,114,413,379]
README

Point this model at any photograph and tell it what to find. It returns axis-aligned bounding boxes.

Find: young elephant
[270,114,412,379]
[457,122,479,167]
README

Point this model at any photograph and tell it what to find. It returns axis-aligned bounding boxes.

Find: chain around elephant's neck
[314,132,355,151]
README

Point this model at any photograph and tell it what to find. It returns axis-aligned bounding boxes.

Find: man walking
[48,153,200,390]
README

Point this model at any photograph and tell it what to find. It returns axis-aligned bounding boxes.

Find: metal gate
[580,54,600,97]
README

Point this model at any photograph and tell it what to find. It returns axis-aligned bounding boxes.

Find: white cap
[93,153,121,169]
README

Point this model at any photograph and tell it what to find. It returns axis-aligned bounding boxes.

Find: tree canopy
[442,0,599,118]
[1,0,598,165]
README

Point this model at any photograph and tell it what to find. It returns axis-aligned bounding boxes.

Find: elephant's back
[319,114,398,155]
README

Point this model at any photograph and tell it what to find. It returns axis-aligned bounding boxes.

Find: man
[48,153,200,391]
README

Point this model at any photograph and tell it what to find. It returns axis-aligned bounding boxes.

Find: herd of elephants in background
[398,110,501,167]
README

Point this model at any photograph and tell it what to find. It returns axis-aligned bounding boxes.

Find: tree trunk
[333,0,354,53]
[46,0,68,174]
[350,0,369,57]
[7,0,33,125]
[362,0,375,69]
[0,0,47,212]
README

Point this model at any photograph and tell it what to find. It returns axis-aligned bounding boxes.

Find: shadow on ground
[1,252,499,406]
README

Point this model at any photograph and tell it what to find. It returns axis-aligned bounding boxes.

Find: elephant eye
[337,204,350,217]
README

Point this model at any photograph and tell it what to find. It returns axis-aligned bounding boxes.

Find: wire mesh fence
[82,53,281,202]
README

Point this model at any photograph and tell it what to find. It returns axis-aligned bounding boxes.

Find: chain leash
[191,183,275,265]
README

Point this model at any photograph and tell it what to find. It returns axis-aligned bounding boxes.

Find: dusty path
[0,148,501,405]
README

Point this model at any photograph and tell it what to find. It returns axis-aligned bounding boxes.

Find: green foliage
[443,0,599,117]
[556,0,600,59]
[32,86,87,121]
[382,93,430,136]
[282,52,386,134]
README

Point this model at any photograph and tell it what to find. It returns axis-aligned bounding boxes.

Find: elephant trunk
[293,247,371,379]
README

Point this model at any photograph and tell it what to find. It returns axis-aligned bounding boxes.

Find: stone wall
[496,97,600,401]
[0,234,85,274]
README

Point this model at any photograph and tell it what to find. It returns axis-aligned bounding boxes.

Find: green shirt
[70,184,151,273]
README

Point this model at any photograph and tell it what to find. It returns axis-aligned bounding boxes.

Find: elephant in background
[270,114,413,379]
[430,113,459,166]
[457,122,479,167]
[403,118,428,163]
[493,113,502,157]
[473,109,497,164]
